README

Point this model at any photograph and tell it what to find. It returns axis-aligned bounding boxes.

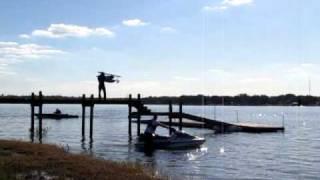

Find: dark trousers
[144,133,154,155]
[98,85,106,100]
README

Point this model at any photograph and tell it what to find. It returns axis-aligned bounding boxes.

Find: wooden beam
[38,91,43,141]
[169,101,173,135]
[133,120,206,129]
[89,94,94,140]
[137,94,141,136]
[128,94,132,139]
[30,93,35,142]
[30,92,35,137]
[0,97,141,105]
[179,100,183,131]
[81,94,86,139]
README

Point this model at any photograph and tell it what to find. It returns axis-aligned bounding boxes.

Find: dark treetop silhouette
[97,72,120,100]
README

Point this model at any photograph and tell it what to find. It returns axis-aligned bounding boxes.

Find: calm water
[0,104,320,179]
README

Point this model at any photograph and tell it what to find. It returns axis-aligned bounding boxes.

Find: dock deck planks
[0,97,139,105]
[133,111,284,133]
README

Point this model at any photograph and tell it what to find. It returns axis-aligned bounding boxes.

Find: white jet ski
[136,130,205,150]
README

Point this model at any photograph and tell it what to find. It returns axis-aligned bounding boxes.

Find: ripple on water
[1,105,320,179]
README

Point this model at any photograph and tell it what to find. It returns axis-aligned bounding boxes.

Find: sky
[0,0,319,97]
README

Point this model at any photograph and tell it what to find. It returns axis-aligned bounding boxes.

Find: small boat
[35,113,79,120]
[135,131,205,150]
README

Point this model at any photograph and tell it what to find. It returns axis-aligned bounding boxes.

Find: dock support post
[30,92,35,139]
[89,94,94,140]
[179,100,183,131]
[128,94,132,140]
[169,101,173,135]
[38,91,43,141]
[137,94,141,136]
[81,94,86,140]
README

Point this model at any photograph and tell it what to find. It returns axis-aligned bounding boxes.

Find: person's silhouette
[97,72,106,100]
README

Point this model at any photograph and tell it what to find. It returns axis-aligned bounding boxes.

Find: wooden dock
[0,94,143,107]
[131,112,284,133]
[0,91,285,142]
[0,92,149,142]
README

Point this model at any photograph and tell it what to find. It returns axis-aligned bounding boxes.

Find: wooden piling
[169,101,173,135]
[137,94,141,136]
[128,94,132,139]
[81,94,86,139]
[89,94,94,140]
[38,91,43,141]
[30,93,35,136]
[179,100,183,131]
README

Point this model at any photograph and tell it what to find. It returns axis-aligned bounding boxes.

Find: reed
[0,139,160,180]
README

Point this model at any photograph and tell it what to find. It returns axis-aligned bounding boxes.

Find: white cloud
[0,61,15,77]
[222,0,253,6]
[174,76,198,81]
[25,24,115,38]
[285,63,318,78]
[240,77,273,83]
[208,68,232,76]
[0,70,16,76]
[202,5,228,12]
[0,41,64,62]
[203,0,253,12]
[0,59,8,65]
[300,63,315,68]
[122,19,148,27]
[19,34,31,39]
[160,27,177,33]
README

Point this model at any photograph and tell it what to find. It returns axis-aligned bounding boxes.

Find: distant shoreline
[1,93,319,106]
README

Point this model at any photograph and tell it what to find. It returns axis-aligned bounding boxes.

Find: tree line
[1,93,319,106]
[142,94,320,106]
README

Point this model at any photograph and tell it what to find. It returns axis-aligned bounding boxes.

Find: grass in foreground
[0,139,159,180]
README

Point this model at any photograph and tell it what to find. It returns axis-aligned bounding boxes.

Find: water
[1,104,320,179]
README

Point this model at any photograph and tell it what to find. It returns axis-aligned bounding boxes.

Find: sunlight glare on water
[219,147,225,154]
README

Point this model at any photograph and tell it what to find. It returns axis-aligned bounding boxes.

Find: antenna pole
[308,77,311,96]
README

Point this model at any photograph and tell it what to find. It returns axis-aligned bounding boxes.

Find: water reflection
[80,139,94,155]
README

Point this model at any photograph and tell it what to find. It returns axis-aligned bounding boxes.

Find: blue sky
[0,0,319,97]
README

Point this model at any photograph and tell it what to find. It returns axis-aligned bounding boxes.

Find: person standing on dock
[97,72,107,100]
[97,72,121,100]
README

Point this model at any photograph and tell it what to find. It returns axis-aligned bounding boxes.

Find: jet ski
[35,109,78,120]
[136,130,205,150]
[35,113,79,120]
